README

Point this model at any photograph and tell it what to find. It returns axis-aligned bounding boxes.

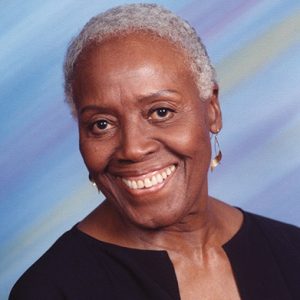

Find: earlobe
[208,83,222,133]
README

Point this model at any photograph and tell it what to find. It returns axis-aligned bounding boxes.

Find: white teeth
[151,175,157,185]
[156,173,163,183]
[144,178,152,188]
[121,164,176,190]
[137,180,144,188]
[122,178,129,185]
[132,180,138,189]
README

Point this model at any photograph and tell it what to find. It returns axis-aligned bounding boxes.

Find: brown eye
[90,119,113,134]
[156,108,169,117]
[95,120,109,130]
[150,107,174,120]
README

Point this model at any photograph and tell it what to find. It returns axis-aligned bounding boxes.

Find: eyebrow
[137,89,181,103]
[79,89,181,116]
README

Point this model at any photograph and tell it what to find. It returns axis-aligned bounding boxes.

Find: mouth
[120,164,176,191]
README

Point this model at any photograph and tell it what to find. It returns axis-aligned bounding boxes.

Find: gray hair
[64,3,216,116]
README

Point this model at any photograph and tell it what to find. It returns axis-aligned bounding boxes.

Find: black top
[9,210,300,300]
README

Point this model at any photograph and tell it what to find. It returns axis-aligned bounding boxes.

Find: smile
[121,164,176,190]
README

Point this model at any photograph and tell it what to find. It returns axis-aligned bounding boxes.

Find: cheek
[161,117,211,160]
[79,137,113,174]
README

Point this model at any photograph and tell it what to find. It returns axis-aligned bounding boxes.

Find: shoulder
[9,227,109,299]
[223,210,300,298]
[243,210,300,280]
[245,211,300,250]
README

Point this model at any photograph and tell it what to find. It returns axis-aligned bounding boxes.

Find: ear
[207,83,222,133]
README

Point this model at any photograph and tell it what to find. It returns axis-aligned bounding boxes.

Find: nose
[115,120,159,163]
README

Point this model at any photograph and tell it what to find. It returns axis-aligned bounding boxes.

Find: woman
[10,3,300,300]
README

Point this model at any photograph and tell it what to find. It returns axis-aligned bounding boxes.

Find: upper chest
[169,247,241,300]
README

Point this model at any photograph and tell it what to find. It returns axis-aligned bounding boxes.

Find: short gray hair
[64,3,216,116]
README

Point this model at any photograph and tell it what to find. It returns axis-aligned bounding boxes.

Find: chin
[118,201,189,230]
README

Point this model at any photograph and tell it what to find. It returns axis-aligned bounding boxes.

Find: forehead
[74,32,192,77]
[72,33,198,105]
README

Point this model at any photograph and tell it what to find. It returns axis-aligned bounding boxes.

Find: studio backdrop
[1,0,300,298]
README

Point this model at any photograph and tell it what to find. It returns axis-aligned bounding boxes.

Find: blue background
[1,0,300,298]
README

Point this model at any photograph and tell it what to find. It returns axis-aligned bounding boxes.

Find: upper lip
[109,162,177,179]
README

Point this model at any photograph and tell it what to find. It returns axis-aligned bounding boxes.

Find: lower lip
[119,166,177,195]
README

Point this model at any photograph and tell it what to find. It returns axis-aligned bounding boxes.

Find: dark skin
[73,33,243,299]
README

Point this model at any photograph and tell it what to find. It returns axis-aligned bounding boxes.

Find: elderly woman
[10,3,300,300]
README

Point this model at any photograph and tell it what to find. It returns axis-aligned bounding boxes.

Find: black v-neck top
[9,210,300,300]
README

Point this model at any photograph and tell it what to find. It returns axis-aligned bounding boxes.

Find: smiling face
[72,33,221,229]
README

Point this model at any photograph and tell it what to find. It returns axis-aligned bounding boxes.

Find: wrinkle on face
[73,33,220,230]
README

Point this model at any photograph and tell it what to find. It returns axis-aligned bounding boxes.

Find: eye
[90,119,113,134]
[149,107,174,120]
[95,120,109,130]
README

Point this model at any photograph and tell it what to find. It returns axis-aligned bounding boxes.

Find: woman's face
[73,34,221,229]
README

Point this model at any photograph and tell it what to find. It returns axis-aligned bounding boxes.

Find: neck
[78,193,243,255]
[96,196,226,253]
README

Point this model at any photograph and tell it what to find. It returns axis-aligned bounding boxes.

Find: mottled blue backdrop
[1,0,300,298]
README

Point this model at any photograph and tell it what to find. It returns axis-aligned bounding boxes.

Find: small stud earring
[210,130,222,172]
[88,174,97,187]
